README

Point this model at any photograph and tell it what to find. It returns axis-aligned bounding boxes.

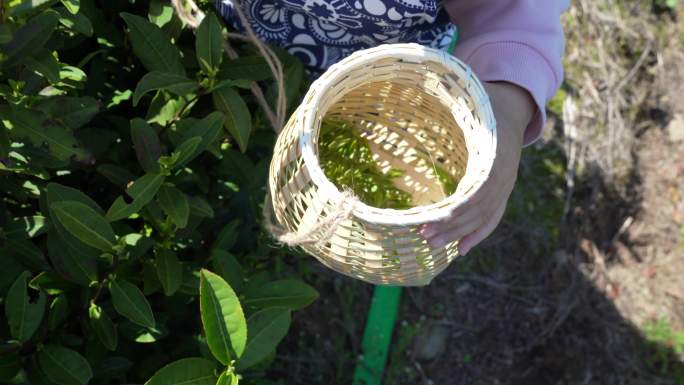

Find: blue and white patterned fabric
[215,0,455,72]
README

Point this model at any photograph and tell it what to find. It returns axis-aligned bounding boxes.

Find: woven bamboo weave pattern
[268,43,497,286]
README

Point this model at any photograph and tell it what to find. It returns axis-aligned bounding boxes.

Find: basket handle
[262,190,360,247]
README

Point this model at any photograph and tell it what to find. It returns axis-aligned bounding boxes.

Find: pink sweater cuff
[460,42,557,145]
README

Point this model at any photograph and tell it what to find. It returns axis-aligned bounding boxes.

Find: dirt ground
[268,2,684,385]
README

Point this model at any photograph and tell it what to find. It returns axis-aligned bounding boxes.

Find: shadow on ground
[268,133,684,385]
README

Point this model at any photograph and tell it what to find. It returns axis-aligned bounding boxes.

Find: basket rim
[299,43,497,226]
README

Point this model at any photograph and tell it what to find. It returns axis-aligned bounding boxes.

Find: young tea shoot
[319,118,460,209]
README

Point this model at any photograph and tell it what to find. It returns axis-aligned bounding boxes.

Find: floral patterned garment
[215,0,455,71]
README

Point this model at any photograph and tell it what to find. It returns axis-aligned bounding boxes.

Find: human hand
[419,81,536,255]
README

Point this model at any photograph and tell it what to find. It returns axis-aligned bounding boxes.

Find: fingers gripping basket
[267,43,497,286]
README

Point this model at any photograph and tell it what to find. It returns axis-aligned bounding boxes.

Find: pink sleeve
[443,0,570,145]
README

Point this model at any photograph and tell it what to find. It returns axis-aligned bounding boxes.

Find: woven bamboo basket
[267,43,497,286]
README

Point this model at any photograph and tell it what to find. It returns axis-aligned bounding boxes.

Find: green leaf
[52,201,116,251]
[145,92,195,126]
[143,260,162,295]
[107,89,133,108]
[149,0,174,28]
[131,118,161,173]
[164,112,224,169]
[38,345,93,385]
[199,269,247,364]
[237,308,291,370]
[57,6,93,36]
[48,294,69,331]
[25,50,61,83]
[282,58,304,110]
[46,183,104,214]
[211,251,244,293]
[133,71,199,106]
[215,371,228,385]
[8,0,61,17]
[212,220,239,252]
[3,215,48,240]
[47,232,98,286]
[0,353,21,381]
[0,258,24,293]
[1,9,60,66]
[130,172,166,202]
[89,304,118,351]
[35,96,99,130]
[5,239,50,271]
[219,56,272,81]
[215,370,239,385]
[97,357,133,382]
[60,0,79,14]
[172,136,202,169]
[156,185,189,228]
[105,198,138,222]
[210,79,253,92]
[127,234,154,261]
[196,12,223,75]
[5,271,46,342]
[109,279,155,328]
[120,12,184,75]
[178,111,224,161]
[243,280,318,310]
[3,108,86,161]
[0,121,9,158]
[29,271,77,296]
[154,248,183,296]
[189,196,215,218]
[212,87,251,153]
[145,357,217,385]
[97,164,135,186]
[0,25,11,45]
[106,173,165,221]
[120,320,166,343]
[59,65,87,83]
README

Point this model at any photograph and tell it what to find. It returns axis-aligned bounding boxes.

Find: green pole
[350,28,459,385]
[351,285,402,385]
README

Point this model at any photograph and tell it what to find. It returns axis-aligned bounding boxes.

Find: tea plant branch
[90,248,126,306]
[170,0,204,28]
[90,279,108,306]
[227,0,287,129]
[171,0,287,132]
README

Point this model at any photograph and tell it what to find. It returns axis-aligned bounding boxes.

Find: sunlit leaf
[145,357,216,385]
[199,269,247,364]
[243,280,318,310]
[236,308,291,370]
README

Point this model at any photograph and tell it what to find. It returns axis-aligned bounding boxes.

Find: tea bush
[0,1,316,384]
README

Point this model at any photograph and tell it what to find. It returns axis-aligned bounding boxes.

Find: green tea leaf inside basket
[319,118,458,209]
